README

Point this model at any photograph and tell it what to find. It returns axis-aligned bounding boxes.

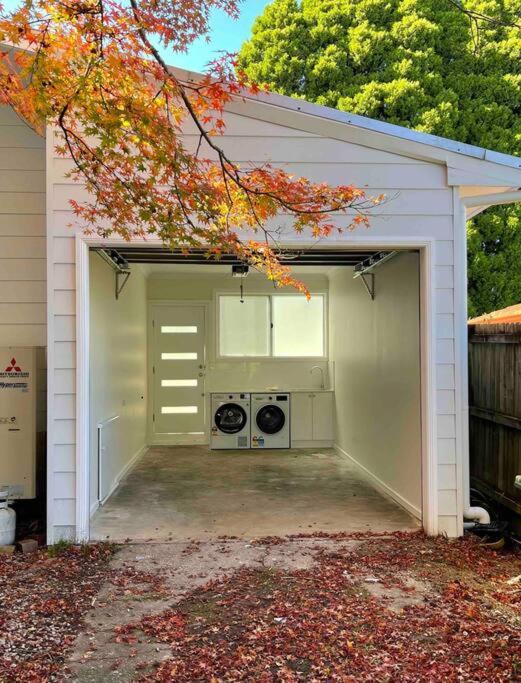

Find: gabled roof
[3,40,519,188]
[3,40,519,184]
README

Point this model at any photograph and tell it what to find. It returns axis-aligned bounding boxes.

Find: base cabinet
[291,392,334,446]
[290,392,313,441]
[312,392,334,441]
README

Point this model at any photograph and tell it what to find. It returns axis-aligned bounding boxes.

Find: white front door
[150,304,207,444]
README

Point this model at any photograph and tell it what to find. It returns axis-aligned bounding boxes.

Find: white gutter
[463,189,521,208]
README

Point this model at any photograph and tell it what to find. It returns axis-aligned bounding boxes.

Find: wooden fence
[468,323,521,521]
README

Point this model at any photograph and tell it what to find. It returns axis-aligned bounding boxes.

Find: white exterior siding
[44,105,464,541]
[0,106,46,347]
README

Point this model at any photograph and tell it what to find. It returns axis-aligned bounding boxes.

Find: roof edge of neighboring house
[468,303,521,325]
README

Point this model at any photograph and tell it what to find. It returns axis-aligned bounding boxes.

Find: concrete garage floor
[90,446,420,541]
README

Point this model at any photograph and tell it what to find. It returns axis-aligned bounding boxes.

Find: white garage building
[1,70,520,543]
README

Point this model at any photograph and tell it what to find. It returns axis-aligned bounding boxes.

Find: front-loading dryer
[251,393,290,449]
[211,393,250,449]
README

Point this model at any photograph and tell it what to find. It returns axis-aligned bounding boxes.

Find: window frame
[216,291,328,361]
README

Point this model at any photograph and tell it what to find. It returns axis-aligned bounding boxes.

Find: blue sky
[170,1,272,72]
[1,0,272,72]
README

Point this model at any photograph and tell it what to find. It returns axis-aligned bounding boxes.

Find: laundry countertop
[208,388,334,394]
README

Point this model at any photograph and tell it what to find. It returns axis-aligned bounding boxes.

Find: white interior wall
[148,271,331,392]
[329,252,422,517]
[89,254,147,513]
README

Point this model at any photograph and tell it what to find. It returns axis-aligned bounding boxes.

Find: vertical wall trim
[75,236,90,541]
[45,125,55,544]
[420,241,438,535]
[453,189,469,531]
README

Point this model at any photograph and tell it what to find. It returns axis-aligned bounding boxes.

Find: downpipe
[464,490,511,543]
[460,190,520,543]
[463,506,508,548]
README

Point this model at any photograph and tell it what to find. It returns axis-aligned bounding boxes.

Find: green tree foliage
[239,0,521,316]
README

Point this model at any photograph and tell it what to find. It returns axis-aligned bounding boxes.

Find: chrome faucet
[310,365,325,390]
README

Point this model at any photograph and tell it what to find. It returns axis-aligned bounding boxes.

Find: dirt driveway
[1,532,520,681]
[70,533,521,681]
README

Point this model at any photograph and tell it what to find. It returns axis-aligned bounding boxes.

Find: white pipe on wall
[463,506,491,525]
[453,191,470,532]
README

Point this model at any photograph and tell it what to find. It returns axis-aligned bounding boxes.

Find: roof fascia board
[484,149,521,168]
[448,165,521,187]
[174,69,521,183]
[223,97,521,186]
[237,91,484,156]
[228,83,521,172]
[224,98,449,165]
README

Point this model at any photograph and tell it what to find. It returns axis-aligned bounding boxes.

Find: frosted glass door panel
[151,304,206,440]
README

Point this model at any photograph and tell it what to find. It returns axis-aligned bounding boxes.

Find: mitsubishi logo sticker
[0,355,29,389]
[4,357,21,373]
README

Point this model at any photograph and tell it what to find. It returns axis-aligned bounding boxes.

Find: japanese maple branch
[127,0,370,219]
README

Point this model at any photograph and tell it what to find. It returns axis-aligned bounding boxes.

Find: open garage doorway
[86,245,424,541]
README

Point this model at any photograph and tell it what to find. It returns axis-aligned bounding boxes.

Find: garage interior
[88,247,423,541]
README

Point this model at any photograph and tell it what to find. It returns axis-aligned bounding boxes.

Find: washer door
[256,404,286,434]
[215,403,247,434]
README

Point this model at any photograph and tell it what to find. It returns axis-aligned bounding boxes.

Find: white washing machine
[211,393,251,449]
[251,393,290,449]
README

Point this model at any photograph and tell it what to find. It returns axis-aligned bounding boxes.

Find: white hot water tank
[0,347,44,500]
